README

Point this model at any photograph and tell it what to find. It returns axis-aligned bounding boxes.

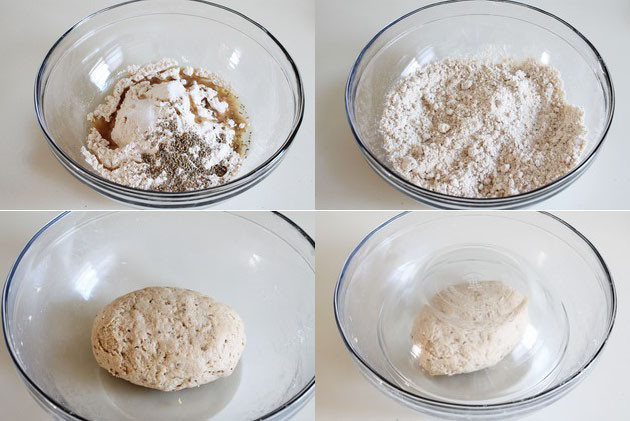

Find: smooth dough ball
[411,281,528,376]
[91,287,245,391]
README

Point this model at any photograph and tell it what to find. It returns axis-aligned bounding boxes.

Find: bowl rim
[2,211,315,421]
[34,0,305,198]
[333,211,617,411]
[344,0,615,206]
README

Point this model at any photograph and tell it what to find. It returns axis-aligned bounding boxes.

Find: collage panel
[1,0,314,210]
[316,211,627,420]
[0,211,315,420]
[317,0,627,210]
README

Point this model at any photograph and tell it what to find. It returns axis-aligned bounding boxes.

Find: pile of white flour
[82,58,246,192]
[379,57,587,198]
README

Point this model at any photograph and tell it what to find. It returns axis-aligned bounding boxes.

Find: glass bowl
[334,212,616,419]
[35,0,304,208]
[2,212,314,420]
[345,0,615,209]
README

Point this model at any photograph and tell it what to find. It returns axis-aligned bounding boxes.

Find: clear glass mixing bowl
[3,212,314,420]
[35,0,304,208]
[345,0,615,209]
[334,212,616,419]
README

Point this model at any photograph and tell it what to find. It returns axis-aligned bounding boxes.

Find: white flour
[379,57,587,198]
[82,58,247,192]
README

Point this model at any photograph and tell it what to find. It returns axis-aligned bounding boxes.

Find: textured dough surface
[411,281,528,376]
[92,287,245,391]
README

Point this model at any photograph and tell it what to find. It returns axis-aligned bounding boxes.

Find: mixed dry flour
[82,58,247,192]
[379,57,587,198]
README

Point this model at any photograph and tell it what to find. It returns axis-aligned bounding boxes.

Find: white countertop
[0,0,314,210]
[316,0,630,210]
[0,211,315,421]
[315,211,630,420]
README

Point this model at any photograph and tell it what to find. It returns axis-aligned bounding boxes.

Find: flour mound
[379,58,587,198]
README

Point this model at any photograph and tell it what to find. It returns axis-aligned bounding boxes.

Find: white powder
[82,58,247,191]
[379,57,587,198]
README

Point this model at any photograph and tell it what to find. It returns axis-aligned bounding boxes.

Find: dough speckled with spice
[91,287,246,391]
[82,58,248,192]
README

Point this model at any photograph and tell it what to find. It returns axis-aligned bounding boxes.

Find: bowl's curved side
[46,144,287,208]
[1,212,89,421]
[257,211,315,421]
[357,147,604,209]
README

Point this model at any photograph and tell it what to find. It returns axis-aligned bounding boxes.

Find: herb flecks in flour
[81,58,248,192]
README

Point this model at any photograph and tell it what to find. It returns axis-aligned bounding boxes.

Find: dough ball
[91,287,245,391]
[411,280,528,376]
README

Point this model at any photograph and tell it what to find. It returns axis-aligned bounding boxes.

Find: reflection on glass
[536,250,547,266]
[89,46,123,90]
[248,253,261,268]
[540,51,551,65]
[401,46,436,78]
[512,324,539,360]
[89,59,111,91]
[522,324,539,349]
[229,49,242,70]
[74,263,99,300]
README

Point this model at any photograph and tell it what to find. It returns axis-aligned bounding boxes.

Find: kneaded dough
[91,287,245,391]
[411,281,528,376]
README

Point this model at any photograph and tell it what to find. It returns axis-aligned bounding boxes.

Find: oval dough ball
[91,287,245,391]
[411,281,528,376]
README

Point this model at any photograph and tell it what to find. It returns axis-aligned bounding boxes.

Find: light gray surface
[316,211,630,420]
[316,0,630,209]
[0,211,315,421]
[0,0,314,210]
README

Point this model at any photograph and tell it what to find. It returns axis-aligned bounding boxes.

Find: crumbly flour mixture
[82,58,247,192]
[379,58,587,198]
